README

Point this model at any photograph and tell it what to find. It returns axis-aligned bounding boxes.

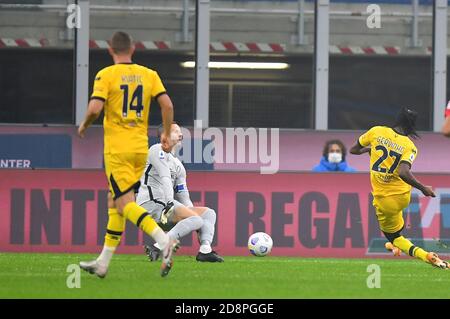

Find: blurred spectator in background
[312,140,356,172]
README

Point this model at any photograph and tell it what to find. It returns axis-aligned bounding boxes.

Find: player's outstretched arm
[349,141,371,156]
[398,162,436,197]
[157,94,174,148]
[78,99,104,138]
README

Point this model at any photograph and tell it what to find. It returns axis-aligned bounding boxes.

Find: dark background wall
[0,48,438,130]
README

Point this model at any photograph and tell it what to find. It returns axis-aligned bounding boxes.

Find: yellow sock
[123,202,159,235]
[97,208,125,267]
[123,202,169,248]
[104,208,125,248]
[393,236,429,262]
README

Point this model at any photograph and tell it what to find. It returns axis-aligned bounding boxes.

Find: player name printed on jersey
[375,136,405,153]
[121,75,142,83]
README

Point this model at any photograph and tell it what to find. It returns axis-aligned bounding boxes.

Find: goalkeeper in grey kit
[136,122,224,262]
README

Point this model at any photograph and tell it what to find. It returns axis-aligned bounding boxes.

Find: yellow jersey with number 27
[91,63,166,154]
[358,126,418,197]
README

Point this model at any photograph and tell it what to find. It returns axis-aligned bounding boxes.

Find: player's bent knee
[107,192,115,209]
[383,229,403,243]
[202,208,216,222]
[114,191,135,214]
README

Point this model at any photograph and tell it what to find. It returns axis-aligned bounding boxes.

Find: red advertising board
[1,169,449,257]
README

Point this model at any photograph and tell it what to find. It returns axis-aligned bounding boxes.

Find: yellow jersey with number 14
[91,63,166,154]
[358,126,418,197]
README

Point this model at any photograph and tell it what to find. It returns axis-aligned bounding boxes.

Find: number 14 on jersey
[120,84,144,118]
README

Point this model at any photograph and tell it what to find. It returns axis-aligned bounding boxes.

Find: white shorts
[140,199,184,228]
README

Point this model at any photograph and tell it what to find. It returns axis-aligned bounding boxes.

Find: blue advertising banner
[0,134,72,168]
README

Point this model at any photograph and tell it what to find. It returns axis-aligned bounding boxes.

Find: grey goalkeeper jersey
[136,143,193,208]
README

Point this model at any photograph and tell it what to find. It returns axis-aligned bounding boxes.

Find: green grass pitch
[0,252,449,298]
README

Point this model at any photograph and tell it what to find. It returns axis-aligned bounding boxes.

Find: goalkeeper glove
[160,201,175,225]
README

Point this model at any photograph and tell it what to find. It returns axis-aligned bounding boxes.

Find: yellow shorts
[372,192,411,233]
[104,152,147,200]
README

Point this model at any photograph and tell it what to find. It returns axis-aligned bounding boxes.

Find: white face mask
[328,152,342,163]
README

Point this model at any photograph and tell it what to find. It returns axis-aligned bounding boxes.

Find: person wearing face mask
[312,140,356,172]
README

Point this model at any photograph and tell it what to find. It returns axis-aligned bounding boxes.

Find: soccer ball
[248,232,273,257]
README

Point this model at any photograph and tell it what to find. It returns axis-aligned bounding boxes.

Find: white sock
[199,244,212,254]
[167,215,203,240]
[151,227,169,250]
[199,209,216,246]
[96,246,115,267]
[154,242,161,250]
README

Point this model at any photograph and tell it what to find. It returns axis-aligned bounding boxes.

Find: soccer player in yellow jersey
[350,107,449,269]
[77,31,179,277]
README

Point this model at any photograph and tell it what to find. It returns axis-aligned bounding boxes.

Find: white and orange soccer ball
[248,232,273,257]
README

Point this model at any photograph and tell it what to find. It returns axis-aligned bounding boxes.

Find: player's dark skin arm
[349,141,371,155]
[350,140,435,197]
[77,99,104,138]
[398,162,436,197]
